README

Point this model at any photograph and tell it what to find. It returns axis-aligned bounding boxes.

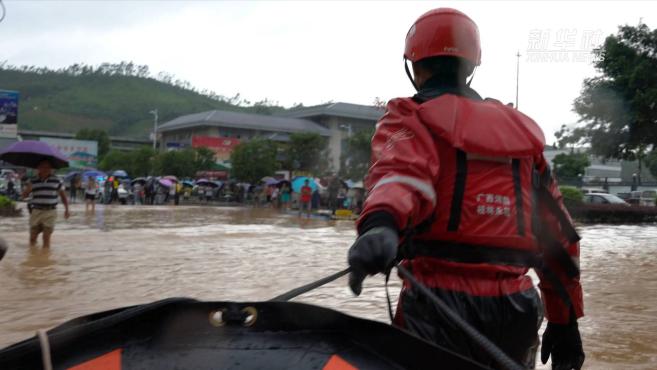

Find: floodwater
[1,204,656,369]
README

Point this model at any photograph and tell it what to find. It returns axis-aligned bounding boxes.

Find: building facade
[157,103,385,172]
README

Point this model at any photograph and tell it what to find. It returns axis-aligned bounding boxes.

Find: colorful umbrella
[264,178,279,186]
[291,176,318,193]
[158,178,173,188]
[196,179,218,187]
[112,170,128,178]
[182,180,195,188]
[0,140,69,169]
[163,175,178,182]
[83,170,106,179]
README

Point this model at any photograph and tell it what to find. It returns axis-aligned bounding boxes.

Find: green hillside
[0,62,287,138]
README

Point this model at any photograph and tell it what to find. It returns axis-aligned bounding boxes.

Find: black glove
[347,226,398,296]
[541,321,585,370]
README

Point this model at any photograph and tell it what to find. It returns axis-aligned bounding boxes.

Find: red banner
[195,171,228,180]
[192,136,240,161]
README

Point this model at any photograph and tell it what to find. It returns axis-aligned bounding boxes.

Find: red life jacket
[413,94,545,251]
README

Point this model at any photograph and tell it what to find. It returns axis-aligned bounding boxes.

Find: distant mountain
[0,62,288,139]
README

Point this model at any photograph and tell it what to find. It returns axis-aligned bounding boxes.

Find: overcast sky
[1,1,655,142]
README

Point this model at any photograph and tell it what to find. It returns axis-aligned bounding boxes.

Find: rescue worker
[348,8,584,370]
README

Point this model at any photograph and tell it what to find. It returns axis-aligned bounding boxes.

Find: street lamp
[149,109,158,150]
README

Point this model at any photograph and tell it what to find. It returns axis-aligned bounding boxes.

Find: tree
[283,133,330,175]
[152,149,197,178]
[75,128,111,160]
[194,147,216,171]
[99,147,214,178]
[645,150,657,179]
[230,138,279,184]
[98,150,130,172]
[98,146,156,177]
[339,128,374,181]
[552,152,591,180]
[562,23,657,159]
[554,125,586,151]
[127,146,156,177]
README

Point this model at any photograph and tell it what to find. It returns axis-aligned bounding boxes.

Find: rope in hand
[270,267,351,301]
[272,264,524,370]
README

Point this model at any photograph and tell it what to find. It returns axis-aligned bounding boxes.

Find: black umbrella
[276,180,291,188]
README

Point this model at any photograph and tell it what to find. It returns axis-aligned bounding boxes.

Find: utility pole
[149,109,158,150]
[515,51,521,109]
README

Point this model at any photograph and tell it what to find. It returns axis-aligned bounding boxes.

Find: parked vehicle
[581,188,609,194]
[117,184,130,205]
[639,190,657,206]
[583,193,630,206]
[627,190,657,206]
[0,169,16,178]
[616,192,631,201]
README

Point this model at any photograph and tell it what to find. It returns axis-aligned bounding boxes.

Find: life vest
[399,94,580,306]
[407,94,544,248]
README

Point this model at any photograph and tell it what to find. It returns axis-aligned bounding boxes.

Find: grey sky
[1,1,655,142]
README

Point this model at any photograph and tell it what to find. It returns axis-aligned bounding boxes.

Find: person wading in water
[22,159,70,248]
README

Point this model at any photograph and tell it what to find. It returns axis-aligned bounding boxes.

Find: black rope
[396,265,524,370]
[270,267,351,301]
[447,150,468,231]
[270,263,523,370]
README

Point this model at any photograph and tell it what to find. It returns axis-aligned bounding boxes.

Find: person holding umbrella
[0,141,71,249]
[21,159,70,248]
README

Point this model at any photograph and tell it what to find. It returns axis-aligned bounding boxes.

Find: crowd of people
[57,172,365,217]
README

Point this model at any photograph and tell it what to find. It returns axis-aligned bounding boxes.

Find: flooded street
[1,204,656,369]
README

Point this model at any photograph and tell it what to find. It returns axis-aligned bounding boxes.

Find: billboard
[40,137,98,169]
[191,136,240,161]
[0,90,19,138]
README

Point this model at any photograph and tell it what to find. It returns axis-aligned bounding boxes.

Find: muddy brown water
[1,204,656,369]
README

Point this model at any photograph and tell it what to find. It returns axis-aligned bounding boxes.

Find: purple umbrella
[0,140,69,169]
[158,178,174,188]
[264,178,279,186]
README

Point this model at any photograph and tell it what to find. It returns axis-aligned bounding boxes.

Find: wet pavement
[0,203,656,369]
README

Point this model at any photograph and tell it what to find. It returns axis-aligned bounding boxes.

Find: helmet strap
[404,58,419,92]
[467,66,477,87]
